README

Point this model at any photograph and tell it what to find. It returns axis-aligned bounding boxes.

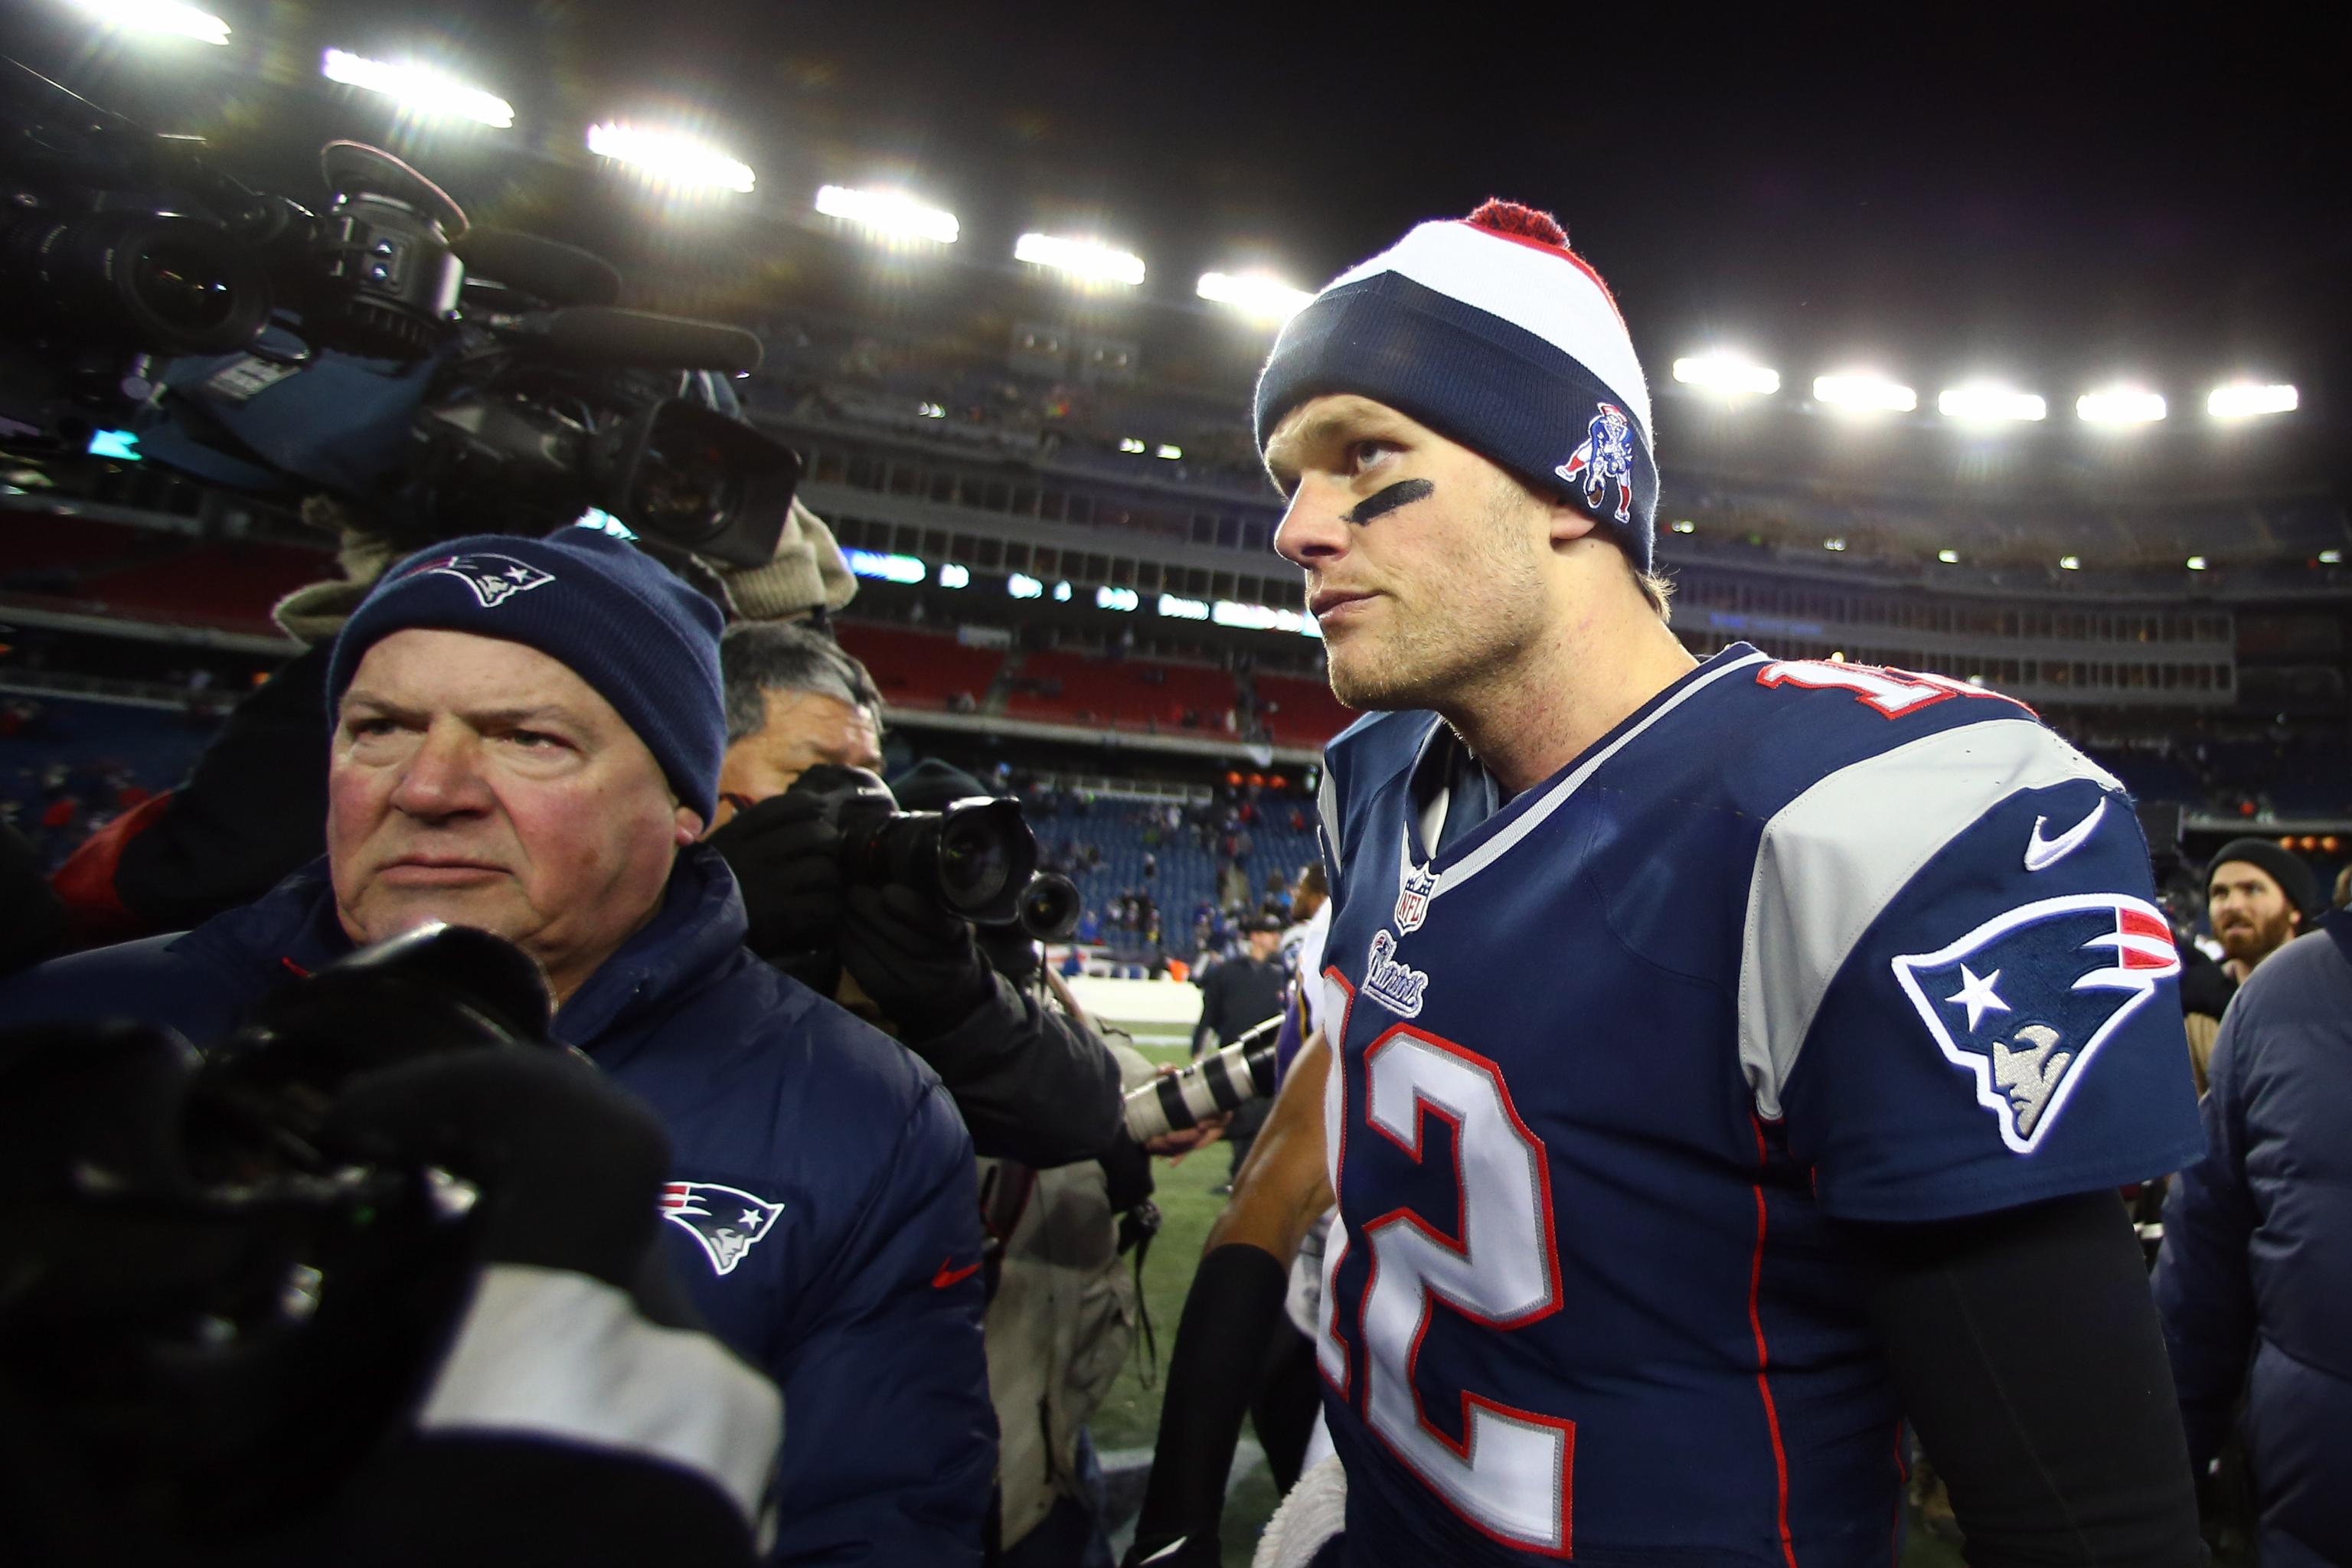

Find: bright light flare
[1937,548,1961,564]
[1672,353,1780,398]
[69,0,228,44]
[587,123,754,193]
[322,50,514,127]
[2059,555,2082,571]
[2186,557,2209,572]
[814,184,957,243]
[1155,444,1182,460]
[1938,384,2047,423]
[1014,232,1145,287]
[1197,271,1313,323]
[2076,386,2167,425]
[2208,383,2298,419]
[1813,373,1917,413]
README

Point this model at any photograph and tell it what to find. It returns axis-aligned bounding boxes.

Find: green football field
[1089,1040,1971,1566]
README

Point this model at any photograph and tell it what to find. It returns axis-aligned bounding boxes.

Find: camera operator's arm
[841,883,1124,1167]
[1125,1034,1334,1568]
[52,642,333,946]
[325,1050,783,1568]
[764,1078,995,1565]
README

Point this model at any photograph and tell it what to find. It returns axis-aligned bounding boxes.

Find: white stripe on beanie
[1325,218,1651,444]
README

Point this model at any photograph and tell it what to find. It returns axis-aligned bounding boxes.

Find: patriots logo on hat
[1891,893,2180,1153]
[1556,403,1638,524]
[402,552,556,609]
[659,1181,786,1276]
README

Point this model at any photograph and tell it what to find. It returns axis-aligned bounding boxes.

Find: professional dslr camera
[789,763,1080,936]
[0,925,557,1552]
[0,58,798,565]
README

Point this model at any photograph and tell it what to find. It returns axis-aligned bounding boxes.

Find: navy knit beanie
[325,526,727,824]
[1254,200,1658,572]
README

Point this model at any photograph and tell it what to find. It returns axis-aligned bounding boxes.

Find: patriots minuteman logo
[401,551,556,609]
[1891,893,2180,1153]
[1554,402,1638,524]
[660,1181,786,1276]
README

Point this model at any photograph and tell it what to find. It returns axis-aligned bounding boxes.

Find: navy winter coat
[0,846,995,1564]
[2154,912,2352,1568]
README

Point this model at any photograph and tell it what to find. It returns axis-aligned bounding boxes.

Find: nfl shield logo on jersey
[402,551,556,608]
[1393,860,1437,934]
[660,1181,786,1276]
[1890,893,2180,1153]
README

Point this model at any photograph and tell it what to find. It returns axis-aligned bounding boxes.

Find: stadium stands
[1254,671,1356,747]
[1002,649,1236,731]
[831,621,1004,712]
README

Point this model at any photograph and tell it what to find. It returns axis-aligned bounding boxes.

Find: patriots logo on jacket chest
[660,1181,786,1276]
[1892,893,2179,1152]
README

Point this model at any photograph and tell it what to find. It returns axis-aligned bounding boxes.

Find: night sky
[7,2,2347,426]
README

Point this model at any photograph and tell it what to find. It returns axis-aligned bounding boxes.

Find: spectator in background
[2207,838,2316,985]
[1191,913,1289,1193]
[2334,863,2350,909]
[2154,906,2352,1567]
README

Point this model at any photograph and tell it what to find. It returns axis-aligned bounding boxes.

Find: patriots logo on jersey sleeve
[659,1181,786,1276]
[398,551,555,608]
[1890,893,2179,1153]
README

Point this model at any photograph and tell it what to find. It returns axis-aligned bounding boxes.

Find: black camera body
[0,926,553,1550]
[790,763,1041,927]
[0,58,797,567]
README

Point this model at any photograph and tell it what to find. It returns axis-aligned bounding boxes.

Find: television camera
[0,59,797,566]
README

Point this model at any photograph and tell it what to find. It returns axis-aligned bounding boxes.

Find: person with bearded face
[2206,838,2318,983]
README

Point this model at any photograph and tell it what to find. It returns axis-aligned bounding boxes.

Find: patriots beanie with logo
[325,525,727,824]
[1253,199,1658,571]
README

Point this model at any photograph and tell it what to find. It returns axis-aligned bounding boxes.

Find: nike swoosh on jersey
[2024,797,2108,872]
[931,1256,984,1290]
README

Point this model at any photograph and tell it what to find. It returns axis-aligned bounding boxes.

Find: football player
[1138,202,2210,1568]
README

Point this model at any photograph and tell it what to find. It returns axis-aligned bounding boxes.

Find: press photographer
[0,528,994,1564]
[704,622,1123,1169]
[0,923,783,1567]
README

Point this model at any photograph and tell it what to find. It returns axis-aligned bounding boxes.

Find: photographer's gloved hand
[322,1049,670,1290]
[838,884,996,1040]
[705,792,844,963]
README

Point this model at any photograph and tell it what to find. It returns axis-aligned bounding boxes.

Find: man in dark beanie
[2207,838,2318,984]
[0,524,995,1564]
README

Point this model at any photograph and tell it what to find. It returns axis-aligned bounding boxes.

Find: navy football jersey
[1310,643,2203,1566]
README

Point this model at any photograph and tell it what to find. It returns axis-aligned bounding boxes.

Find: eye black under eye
[1342,477,1435,525]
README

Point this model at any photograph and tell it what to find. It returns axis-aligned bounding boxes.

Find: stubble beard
[1324,482,1548,713]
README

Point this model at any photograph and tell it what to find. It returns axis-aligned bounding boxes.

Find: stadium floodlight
[1095,586,1140,612]
[1937,548,1961,564]
[2059,555,2082,570]
[2321,550,2344,565]
[1158,592,1211,621]
[1007,573,1044,599]
[916,401,945,419]
[2076,386,2167,425]
[1117,437,1146,454]
[1812,373,1917,413]
[2186,556,2209,572]
[1671,353,1780,398]
[1823,537,1847,552]
[1670,519,1696,534]
[67,0,229,44]
[1014,232,1145,287]
[936,563,970,589]
[1197,271,1314,323]
[2208,382,2298,419]
[587,123,754,193]
[1938,384,2047,423]
[1155,444,1182,460]
[843,549,925,585]
[813,184,957,243]
[321,50,514,128]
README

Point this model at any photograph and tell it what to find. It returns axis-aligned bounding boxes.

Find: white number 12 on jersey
[1344,1025,1574,1557]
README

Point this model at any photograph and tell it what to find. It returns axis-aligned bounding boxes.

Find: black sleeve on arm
[1123,1243,1291,1567]
[903,970,1123,1167]
[1838,1191,2207,1568]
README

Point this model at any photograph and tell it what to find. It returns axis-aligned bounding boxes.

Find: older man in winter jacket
[0,526,994,1564]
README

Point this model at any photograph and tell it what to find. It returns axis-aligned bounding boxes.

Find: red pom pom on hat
[1465,199,1568,248]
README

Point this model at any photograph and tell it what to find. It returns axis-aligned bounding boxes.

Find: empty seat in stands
[1004,652,1234,731]
[1256,672,1355,746]
[831,622,1005,711]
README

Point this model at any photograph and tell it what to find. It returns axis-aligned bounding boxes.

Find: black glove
[322,1049,671,1290]
[838,883,996,1040]
[705,792,845,964]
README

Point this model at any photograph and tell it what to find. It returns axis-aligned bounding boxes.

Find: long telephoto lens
[1122,1021,1282,1143]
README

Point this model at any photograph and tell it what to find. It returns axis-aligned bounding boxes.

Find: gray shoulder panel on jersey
[1316,761,1344,871]
[1738,717,2125,1119]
